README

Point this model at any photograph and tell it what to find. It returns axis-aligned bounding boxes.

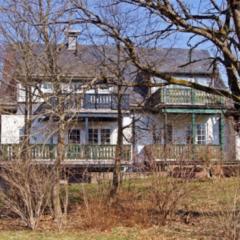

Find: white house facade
[0,42,238,169]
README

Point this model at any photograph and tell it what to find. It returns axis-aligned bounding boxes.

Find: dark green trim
[191,113,196,160]
[163,108,226,114]
[220,113,225,160]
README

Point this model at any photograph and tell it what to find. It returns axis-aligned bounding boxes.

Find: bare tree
[0,161,53,230]
[67,0,240,120]
[0,0,72,227]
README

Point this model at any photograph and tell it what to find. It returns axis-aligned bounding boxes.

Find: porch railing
[0,144,131,161]
[144,144,222,161]
[159,88,224,106]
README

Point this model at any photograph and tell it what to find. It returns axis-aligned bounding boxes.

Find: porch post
[191,113,196,160]
[220,112,225,161]
[85,117,89,144]
[131,112,136,164]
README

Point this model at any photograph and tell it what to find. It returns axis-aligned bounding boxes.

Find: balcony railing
[48,94,130,110]
[154,88,225,106]
[144,144,222,161]
[0,144,131,161]
[83,94,129,110]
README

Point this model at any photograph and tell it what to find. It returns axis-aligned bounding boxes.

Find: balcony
[83,94,129,110]
[48,94,129,111]
[148,88,225,108]
[0,144,131,162]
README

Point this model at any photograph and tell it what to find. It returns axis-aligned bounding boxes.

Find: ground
[0,176,239,240]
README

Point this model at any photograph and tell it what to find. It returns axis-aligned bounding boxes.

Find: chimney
[65,30,80,50]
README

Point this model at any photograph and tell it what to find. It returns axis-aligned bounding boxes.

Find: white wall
[134,113,220,155]
[150,75,212,94]
[236,134,240,161]
[1,115,25,144]
[24,116,132,145]
[17,82,114,103]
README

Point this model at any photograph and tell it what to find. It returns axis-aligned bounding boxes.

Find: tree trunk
[22,85,32,161]
[110,91,123,198]
[52,114,65,227]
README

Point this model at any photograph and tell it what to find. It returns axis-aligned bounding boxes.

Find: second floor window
[68,129,81,143]
[41,82,53,92]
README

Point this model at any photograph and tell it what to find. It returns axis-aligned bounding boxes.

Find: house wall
[1,115,25,144]
[1,111,236,161]
[151,75,212,94]
[236,135,240,161]
[1,114,132,145]
[17,83,114,103]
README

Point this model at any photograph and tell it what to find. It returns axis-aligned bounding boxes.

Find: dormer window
[41,82,53,92]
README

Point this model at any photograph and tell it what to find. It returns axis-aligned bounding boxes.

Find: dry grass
[0,176,239,239]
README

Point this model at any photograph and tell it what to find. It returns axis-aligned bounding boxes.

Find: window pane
[100,129,111,144]
[89,129,98,144]
[186,125,192,144]
[166,124,172,144]
[152,125,162,144]
[69,129,80,143]
[196,124,206,144]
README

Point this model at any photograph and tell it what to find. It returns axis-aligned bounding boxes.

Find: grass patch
[1,176,240,239]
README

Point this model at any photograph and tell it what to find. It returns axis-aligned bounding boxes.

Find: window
[88,129,98,144]
[88,128,111,144]
[152,125,162,144]
[41,82,53,92]
[197,124,206,144]
[101,129,111,144]
[19,128,25,143]
[70,81,82,91]
[68,129,81,143]
[166,124,173,144]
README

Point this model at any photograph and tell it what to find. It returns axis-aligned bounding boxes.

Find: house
[132,48,237,164]
[0,33,238,170]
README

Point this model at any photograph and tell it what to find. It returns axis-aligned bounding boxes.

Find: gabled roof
[136,47,214,75]
[0,44,224,108]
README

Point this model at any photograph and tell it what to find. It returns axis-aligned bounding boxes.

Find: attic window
[41,82,53,92]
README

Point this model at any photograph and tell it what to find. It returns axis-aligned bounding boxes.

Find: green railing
[145,144,222,161]
[160,88,224,106]
[0,144,131,161]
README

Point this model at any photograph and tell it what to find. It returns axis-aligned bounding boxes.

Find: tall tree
[69,0,240,124]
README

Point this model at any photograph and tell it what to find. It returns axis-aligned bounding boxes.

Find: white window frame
[88,128,111,145]
[88,128,98,144]
[196,123,206,144]
[41,82,53,93]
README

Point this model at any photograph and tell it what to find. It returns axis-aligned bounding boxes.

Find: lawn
[0,176,239,240]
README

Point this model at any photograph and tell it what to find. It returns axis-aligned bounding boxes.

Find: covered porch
[0,112,133,165]
[136,108,225,163]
